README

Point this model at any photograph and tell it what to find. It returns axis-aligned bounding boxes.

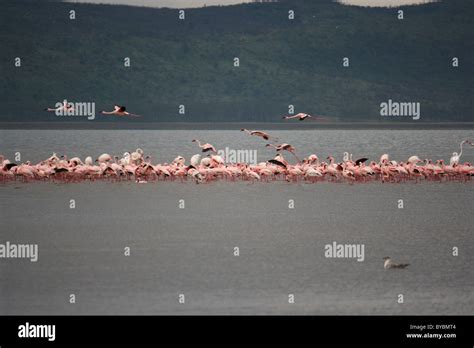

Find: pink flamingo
[192,140,217,153]
[45,100,74,113]
[266,143,300,162]
[240,129,272,140]
[101,105,141,117]
[282,113,327,121]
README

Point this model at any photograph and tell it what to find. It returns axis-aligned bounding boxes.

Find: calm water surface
[0,129,473,314]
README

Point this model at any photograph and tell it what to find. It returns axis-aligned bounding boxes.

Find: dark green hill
[0,0,472,122]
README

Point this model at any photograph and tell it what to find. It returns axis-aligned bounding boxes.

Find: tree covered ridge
[0,0,472,122]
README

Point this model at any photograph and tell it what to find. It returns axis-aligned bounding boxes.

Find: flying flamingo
[282,113,328,121]
[240,129,272,140]
[266,143,300,162]
[192,139,217,153]
[268,153,289,168]
[101,105,141,117]
[450,140,473,166]
[45,100,74,113]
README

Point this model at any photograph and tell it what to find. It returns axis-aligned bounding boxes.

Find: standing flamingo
[190,154,201,167]
[84,156,94,166]
[130,148,144,164]
[450,140,473,166]
[379,154,390,164]
[407,156,422,164]
[97,153,113,163]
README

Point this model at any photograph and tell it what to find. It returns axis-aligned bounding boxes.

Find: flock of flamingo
[45,103,321,121]
[1,131,473,184]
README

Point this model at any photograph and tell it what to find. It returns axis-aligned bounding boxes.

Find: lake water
[0,129,473,314]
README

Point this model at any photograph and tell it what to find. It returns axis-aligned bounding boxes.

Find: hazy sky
[338,0,436,6]
[63,0,437,8]
[64,0,254,8]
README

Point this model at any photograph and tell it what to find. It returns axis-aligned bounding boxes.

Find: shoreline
[1,122,474,130]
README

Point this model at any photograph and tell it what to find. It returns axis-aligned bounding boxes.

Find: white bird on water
[383,257,409,269]
[450,140,473,166]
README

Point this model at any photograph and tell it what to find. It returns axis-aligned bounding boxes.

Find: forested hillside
[0,0,472,122]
